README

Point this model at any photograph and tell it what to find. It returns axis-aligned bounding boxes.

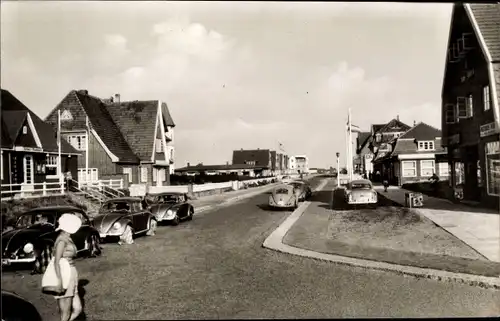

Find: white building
[294,155,309,174]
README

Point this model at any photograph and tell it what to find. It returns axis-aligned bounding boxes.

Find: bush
[1,195,87,231]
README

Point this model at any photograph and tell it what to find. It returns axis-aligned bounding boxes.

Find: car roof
[274,184,294,191]
[22,206,85,216]
[290,180,305,184]
[350,179,372,185]
[104,197,142,203]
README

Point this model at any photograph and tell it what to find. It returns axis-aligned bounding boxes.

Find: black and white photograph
[1,1,500,320]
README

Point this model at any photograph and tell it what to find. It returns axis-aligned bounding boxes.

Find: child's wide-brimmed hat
[56,213,82,234]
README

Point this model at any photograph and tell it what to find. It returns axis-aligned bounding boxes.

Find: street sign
[480,122,497,137]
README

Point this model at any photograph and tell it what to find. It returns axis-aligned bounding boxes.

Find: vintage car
[344,179,378,208]
[1,290,43,321]
[143,192,194,225]
[1,206,101,274]
[93,197,158,245]
[269,185,299,209]
[281,175,293,184]
[287,180,313,201]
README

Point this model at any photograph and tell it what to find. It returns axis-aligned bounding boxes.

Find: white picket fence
[1,181,66,200]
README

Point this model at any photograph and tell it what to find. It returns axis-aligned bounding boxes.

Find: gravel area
[284,181,500,277]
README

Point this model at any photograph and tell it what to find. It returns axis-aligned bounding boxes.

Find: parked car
[93,197,157,244]
[1,290,42,321]
[269,185,298,209]
[281,175,293,184]
[1,206,101,274]
[287,180,313,201]
[344,179,378,208]
[143,192,194,225]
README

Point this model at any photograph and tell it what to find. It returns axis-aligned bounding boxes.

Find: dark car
[287,180,313,201]
[1,206,101,274]
[93,197,157,245]
[144,192,194,226]
[1,290,43,321]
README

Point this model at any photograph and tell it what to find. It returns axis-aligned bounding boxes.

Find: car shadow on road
[256,204,292,211]
[75,279,89,320]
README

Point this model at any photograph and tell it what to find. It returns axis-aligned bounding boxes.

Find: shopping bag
[41,257,71,295]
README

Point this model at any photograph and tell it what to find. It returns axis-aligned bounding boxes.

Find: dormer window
[23,126,28,134]
[418,141,435,151]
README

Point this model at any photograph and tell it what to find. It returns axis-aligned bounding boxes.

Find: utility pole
[336,152,340,187]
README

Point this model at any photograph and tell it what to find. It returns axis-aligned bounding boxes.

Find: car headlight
[166,210,173,216]
[113,222,122,230]
[23,243,34,253]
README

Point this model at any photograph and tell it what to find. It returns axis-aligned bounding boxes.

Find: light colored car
[288,180,313,201]
[269,185,298,209]
[344,179,378,208]
[281,175,293,184]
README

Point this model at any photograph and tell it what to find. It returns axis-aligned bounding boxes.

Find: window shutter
[456,97,467,118]
[444,104,456,124]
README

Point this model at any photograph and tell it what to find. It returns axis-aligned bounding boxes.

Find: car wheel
[86,234,102,257]
[172,215,180,226]
[146,218,157,236]
[119,225,134,245]
[32,242,53,274]
[187,207,194,221]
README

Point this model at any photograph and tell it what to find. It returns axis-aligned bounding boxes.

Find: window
[122,167,132,183]
[402,161,417,177]
[444,104,456,124]
[155,138,163,153]
[438,162,450,177]
[140,166,148,183]
[417,141,435,151]
[170,148,174,161]
[46,155,59,177]
[246,160,256,166]
[456,97,467,119]
[375,134,381,143]
[159,168,166,182]
[483,85,491,111]
[66,134,87,151]
[153,168,157,182]
[22,126,27,134]
[420,160,435,177]
[485,141,500,196]
[466,94,473,118]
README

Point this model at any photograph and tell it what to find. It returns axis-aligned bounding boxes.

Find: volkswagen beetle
[143,192,194,226]
[344,179,378,208]
[1,206,101,274]
[1,290,42,321]
[269,185,298,209]
[287,180,312,201]
[93,197,158,245]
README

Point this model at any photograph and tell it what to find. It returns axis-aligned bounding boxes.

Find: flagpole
[348,108,353,182]
[86,116,90,184]
[58,110,62,193]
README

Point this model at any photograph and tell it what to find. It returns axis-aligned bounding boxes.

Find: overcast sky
[1,1,452,168]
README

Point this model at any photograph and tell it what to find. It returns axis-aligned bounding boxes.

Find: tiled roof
[2,110,27,144]
[161,102,175,127]
[232,149,271,167]
[176,163,259,172]
[1,115,12,148]
[357,132,371,153]
[468,4,500,61]
[105,100,159,161]
[1,89,79,154]
[378,118,411,134]
[371,124,385,134]
[398,122,442,140]
[73,91,139,163]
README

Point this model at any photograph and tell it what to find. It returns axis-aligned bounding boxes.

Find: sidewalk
[373,185,500,262]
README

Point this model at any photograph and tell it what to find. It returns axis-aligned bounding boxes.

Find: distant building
[174,162,261,176]
[294,155,309,174]
[232,149,272,176]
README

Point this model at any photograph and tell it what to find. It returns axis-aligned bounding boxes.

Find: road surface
[2,177,499,319]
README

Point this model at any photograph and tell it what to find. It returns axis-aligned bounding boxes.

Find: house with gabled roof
[1,89,80,198]
[440,3,500,207]
[45,90,176,188]
[372,122,448,186]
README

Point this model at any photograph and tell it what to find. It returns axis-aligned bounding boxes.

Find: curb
[262,180,500,290]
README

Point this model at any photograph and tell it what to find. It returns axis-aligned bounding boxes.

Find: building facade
[440,4,500,207]
[294,155,309,174]
[232,149,272,176]
[45,90,176,188]
[1,89,79,198]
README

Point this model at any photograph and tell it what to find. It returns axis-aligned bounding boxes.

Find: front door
[23,155,34,188]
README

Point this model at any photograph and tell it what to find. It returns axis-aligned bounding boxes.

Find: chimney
[77,89,88,95]
[187,162,190,167]
[397,115,399,121]
[226,161,229,165]
[110,96,114,103]
[414,120,416,126]
[114,94,120,103]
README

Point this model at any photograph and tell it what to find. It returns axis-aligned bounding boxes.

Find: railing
[78,179,125,199]
[1,181,66,200]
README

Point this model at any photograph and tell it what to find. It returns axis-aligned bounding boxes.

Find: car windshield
[289,183,303,188]
[351,183,372,189]
[16,212,55,228]
[157,195,180,203]
[275,188,290,194]
[103,201,131,212]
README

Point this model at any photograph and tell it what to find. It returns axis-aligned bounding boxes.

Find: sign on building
[60,110,73,121]
[480,122,497,138]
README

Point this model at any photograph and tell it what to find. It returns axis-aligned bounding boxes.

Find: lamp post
[336,152,340,187]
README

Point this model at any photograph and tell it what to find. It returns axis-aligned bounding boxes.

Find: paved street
[2,177,499,320]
